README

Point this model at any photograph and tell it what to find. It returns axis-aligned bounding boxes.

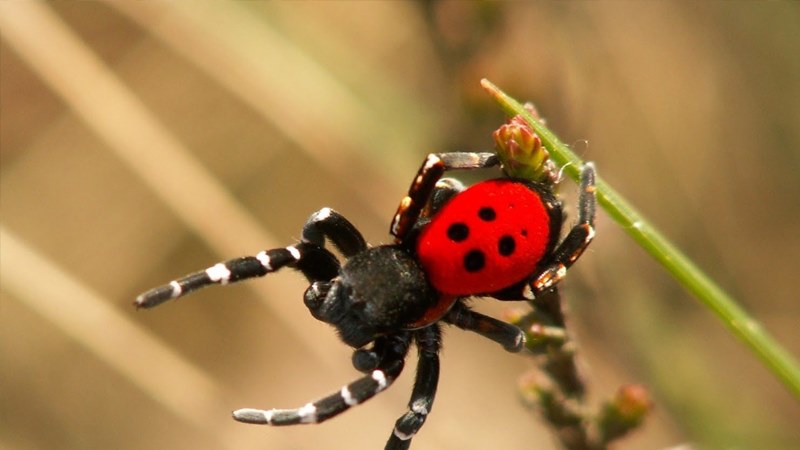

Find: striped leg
[385,325,441,450]
[443,302,525,352]
[233,333,411,426]
[135,242,339,309]
[396,178,465,238]
[523,163,597,299]
[390,152,499,242]
[302,207,368,257]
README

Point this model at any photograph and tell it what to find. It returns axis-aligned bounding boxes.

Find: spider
[136,152,596,450]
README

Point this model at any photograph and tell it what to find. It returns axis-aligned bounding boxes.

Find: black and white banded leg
[233,333,411,426]
[385,325,442,450]
[302,207,368,257]
[443,302,526,353]
[522,162,597,300]
[135,241,339,309]
[391,152,499,242]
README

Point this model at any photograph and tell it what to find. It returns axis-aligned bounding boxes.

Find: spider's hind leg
[391,152,499,242]
[525,162,597,299]
[426,178,465,217]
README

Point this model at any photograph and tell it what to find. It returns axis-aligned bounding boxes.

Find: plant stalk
[481,78,800,401]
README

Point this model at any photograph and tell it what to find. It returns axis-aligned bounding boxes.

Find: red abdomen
[416,179,551,296]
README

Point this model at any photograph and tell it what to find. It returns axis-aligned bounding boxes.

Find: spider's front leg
[524,162,597,299]
[385,325,442,450]
[351,335,398,374]
[390,152,499,242]
[302,207,368,257]
[135,242,339,309]
[233,333,411,426]
[136,207,366,309]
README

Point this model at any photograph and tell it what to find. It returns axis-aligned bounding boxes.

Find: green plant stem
[481,78,800,401]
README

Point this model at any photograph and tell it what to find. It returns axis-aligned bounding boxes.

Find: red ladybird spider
[135,152,597,450]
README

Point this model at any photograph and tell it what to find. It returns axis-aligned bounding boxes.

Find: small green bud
[613,384,652,421]
[597,384,652,442]
[493,103,554,182]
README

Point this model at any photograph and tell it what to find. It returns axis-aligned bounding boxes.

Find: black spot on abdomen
[447,223,469,242]
[498,235,516,256]
[463,250,485,272]
[478,207,496,221]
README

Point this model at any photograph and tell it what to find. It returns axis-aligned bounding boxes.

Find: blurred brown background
[2,2,799,449]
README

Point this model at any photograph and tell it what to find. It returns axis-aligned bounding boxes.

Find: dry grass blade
[108,0,413,206]
[1,227,225,445]
[3,2,798,449]
[0,0,341,369]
